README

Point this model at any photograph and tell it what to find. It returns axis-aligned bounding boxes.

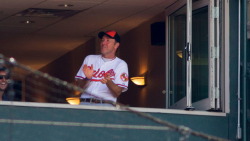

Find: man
[75,30,129,106]
[0,67,9,101]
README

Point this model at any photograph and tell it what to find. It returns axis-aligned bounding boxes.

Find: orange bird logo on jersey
[120,73,128,82]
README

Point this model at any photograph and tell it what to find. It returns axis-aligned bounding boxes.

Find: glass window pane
[169,6,208,107]
[192,7,209,103]
[169,6,186,107]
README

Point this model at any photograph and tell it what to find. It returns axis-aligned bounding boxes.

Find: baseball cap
[98,30,120,43]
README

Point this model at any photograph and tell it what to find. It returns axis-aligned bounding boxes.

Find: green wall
[0,105,228,141]
[228,0,240,140]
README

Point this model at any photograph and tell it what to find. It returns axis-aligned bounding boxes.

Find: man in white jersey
[75,30,129,106]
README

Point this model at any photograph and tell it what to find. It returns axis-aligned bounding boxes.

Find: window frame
[165,0,230,113]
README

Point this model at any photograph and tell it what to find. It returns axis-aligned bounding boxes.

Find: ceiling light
[58,4,74,8]
[21,20,35,24]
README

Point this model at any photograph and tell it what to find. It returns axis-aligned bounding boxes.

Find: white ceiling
[0,0,178,70]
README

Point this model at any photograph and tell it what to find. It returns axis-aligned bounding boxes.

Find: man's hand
[83,64,94,79]
[100,73,111,84]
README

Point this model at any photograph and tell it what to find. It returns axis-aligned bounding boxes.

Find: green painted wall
[0,105,228,141]
[228,0,240,140]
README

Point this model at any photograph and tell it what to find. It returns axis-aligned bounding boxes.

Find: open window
[165,0,228,112]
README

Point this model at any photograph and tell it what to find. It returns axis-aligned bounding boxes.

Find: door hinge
[212,6,219,19]
[211,46,219,59]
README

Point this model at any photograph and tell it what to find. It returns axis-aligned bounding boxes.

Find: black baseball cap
[98,30,120,43]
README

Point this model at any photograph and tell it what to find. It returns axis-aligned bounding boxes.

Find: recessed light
[58,4,73,8]
[21,20,35,24]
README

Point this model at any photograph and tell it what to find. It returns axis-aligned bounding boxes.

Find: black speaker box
[150,22,165,46]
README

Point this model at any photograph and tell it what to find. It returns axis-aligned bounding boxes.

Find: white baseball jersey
[75,55,129,102]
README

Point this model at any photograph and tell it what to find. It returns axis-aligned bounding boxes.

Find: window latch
[185,42,191,61]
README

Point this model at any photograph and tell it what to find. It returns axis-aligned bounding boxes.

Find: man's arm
[75,78,91,89]
[100,74,123,98]
[73,78,91,97]
[106,80,123,98]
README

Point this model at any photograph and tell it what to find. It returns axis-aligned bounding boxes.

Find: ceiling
[0,0,178,70]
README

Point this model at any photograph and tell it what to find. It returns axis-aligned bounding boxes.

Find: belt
[80,98,114,104]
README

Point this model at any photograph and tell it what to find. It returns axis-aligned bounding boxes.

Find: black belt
[80,98,114,104]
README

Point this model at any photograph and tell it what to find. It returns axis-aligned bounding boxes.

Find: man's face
[0,71,8,91]
[100,35,119,57]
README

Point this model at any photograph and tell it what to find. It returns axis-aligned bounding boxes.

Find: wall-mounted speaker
[150,22,165,46]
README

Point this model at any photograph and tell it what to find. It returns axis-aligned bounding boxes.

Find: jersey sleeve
[114,61,129,92]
